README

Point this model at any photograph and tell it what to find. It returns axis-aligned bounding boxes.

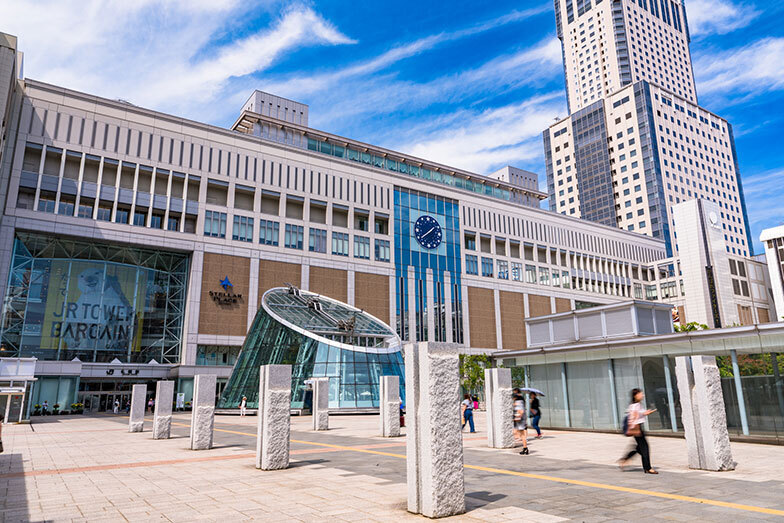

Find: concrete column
[190,374,216,450]
[608,360,619,430]
[129,384,146,433]
[426,269,435,341]
[484,368,514,448]
[444,272,454,344]
[407,266,417,342]
[257,365,292,470]
[152,381,175,440]
[730,350,749,436]
[560,363,571,428]
[379,375,401,437]
[405,342,465,518]
[312,377,329,430]
[675,356,736,471]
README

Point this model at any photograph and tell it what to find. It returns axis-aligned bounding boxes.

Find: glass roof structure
[220,286,404,411]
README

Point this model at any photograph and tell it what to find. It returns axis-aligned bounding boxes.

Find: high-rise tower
[544,0,753,257]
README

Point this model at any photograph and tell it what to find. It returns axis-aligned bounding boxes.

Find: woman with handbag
[619,388,657,474]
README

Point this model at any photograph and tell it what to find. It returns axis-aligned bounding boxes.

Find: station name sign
[210,276,243,305]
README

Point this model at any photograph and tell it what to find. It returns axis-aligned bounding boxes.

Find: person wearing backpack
[618,388,658,474]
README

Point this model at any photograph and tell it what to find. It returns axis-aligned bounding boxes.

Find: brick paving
[0,411,782,522]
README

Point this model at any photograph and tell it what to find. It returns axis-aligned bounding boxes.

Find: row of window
[37,195,181,231]
[464,255,575,289]
[204,211,390,262]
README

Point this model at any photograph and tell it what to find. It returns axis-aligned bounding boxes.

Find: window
[354,235,370,259]
[37,196,56,213]
[150,213,164,229]
[309,228,327,253]
[115,208,129,224]
[375,239,390,262]
[511,262,522,282]
[232,215,254,242]
[481,257,493,277]
[167,216,180,231]
[58,199,75,217]
[562,270,571,289]
[525,264,537,284]
[133,210,147,227]
[332,231,349,256]
[204,210,226,238]
[284,224,304,249]
[498,260,509,280]
[539,267,550,285]
[374,216,389,234]
[465,255,478,275]
[259,219,279,246]
[464,233,476,251]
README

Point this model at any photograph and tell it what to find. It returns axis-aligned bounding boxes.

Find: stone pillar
[312,377,329,431]
[484,368,515,448]
[189,374,216,451]
[379,375,401,437]
[152,380,175,440]
[675,355,736,471]
[129,384,146,433]
[405,342,465,518]
[257,365,292,470]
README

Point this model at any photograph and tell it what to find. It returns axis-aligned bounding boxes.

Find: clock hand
[422,226,436,238]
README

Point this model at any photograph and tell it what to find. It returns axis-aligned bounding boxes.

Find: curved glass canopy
[219,286,404,410]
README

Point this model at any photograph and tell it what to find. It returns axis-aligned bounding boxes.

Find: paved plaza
[1,411,783,522]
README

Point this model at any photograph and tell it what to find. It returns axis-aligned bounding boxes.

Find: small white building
[0,357,37,423]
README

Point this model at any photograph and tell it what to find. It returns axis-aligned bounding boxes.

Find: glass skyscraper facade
[393,187,463,343]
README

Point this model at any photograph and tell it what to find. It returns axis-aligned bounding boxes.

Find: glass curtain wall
[393,188,462,343]
[0,232,188,363]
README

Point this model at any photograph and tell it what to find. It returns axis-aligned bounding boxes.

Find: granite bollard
[485,368,515,448]
[406,342,465,518]
[312,377,329,431]
[379,375,401,437]
[128,384,146,433]
[257,365,292,470]
[152,380,175,440]
[189,374,216,450]
[675,355,736,471]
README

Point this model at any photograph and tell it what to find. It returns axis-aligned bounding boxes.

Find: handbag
[0,439,4,453]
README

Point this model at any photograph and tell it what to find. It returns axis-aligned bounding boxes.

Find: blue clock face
[414,215,443,249]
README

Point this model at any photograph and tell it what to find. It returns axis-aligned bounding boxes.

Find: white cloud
[695,37,784,97]
[396,93,565,175]
[685,0,758,36]
[0,1,354,119]
[258,5,554,101]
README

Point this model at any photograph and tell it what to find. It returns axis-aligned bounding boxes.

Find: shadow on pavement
[0,453,29,521]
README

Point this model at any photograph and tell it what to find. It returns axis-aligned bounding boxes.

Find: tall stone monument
[257,365,292,470]
[675,355,736,471]
[312,377,329,431]
[405,342,465,518]
[190,374,216,451]
[379,375,401,437]
[128,384,146,433]
[152,380,175,440]
[484,368,515,448]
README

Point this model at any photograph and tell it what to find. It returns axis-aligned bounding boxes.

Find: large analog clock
[414,215,443,249]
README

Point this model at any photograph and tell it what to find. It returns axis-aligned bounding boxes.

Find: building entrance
[78,379,157,413]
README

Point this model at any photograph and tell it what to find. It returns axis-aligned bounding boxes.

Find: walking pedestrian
[239,396,247,417]
[513,389,529,454]
[461,394,476,433]
[529,392,543,439]
[42,400,49,415]
[619,388,658,474]
[472,395,479,411]
[125,400,130,413]
[147,397,154,414]
[113,399,119,414]
[0,412,4,453]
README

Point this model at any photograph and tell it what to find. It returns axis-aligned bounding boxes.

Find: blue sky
[1,0,782,254]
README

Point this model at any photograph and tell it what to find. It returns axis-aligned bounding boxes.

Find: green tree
[459,354,491,395]
[674,321,709,332]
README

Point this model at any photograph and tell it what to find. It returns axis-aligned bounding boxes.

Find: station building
[0,31,777,419]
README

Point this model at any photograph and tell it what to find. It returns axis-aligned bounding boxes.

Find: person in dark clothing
[619,388,658,474]
[529,392,542,439]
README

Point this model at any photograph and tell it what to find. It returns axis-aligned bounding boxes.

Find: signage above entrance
[210,276,242,305]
